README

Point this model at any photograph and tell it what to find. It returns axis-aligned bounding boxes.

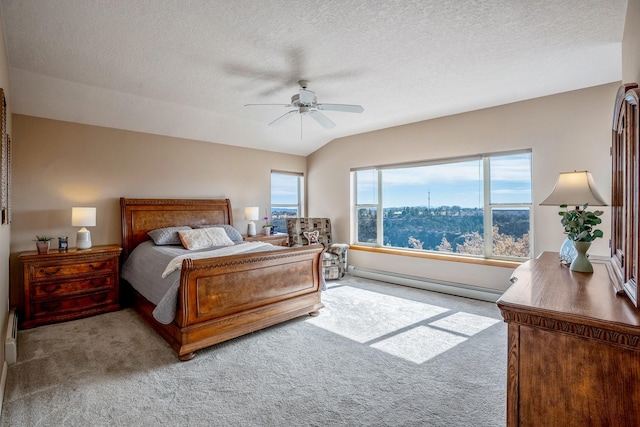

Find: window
[353,151,532,260]
[270,171,304,233]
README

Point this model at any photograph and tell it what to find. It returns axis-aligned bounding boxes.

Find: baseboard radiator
[5,309,17,365]
[347,266,503,303]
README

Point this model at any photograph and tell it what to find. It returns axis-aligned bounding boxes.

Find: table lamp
[72,207,96,249]
[540,171,607,263]
[244,206,259,236]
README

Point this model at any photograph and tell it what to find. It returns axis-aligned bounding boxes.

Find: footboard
[163,245,324,360]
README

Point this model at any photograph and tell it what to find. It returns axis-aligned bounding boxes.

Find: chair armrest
[327,244,349,278]
[327,243,349,256]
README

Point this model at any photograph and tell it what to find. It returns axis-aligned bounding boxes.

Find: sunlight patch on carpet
[305,286,448,343]
[307,285,501,364]
[430,311,501,336]
[371,326,466,364]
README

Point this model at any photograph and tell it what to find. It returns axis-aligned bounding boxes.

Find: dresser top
[19,244,122,260]
[497,251,640,330]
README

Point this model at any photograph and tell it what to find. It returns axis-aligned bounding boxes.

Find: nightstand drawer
[33,276,114,299]
[31,290,117,319]
[30,258,115,281]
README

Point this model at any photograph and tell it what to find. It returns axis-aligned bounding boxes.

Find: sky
[271,173,301,205]
[357,153,532,208]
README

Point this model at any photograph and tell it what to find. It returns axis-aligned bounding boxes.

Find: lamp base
[76,227,92,250]
[247,222,256,236]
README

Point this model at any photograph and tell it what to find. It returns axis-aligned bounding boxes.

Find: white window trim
[352,150,532,261]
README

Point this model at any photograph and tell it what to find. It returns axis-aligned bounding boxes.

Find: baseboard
[0,361,7,414]
[348,265,503,302]
[4,309,17,365]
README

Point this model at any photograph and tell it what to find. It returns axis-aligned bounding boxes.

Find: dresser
[497,252,640,426]
[19,245,122,329]
[242,232,289,247]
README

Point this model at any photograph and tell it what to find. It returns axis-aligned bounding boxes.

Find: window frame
[270,170,305,231]
[352,150,532,261]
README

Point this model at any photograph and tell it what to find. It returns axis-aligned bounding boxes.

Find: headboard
[120,198,234,260]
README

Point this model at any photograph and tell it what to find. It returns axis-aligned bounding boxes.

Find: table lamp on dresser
[540,170,607,263]
[71,207,96,249]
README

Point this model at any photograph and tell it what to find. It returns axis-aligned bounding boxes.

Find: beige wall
[623,0,640,84]
[10,115,306,254]
[307,82,618,291]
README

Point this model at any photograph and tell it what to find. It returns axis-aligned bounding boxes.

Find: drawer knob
[90,294,108,303]
[40,301,61,312]
[89,278,107,287]
[40,267,62,276]
[89,262,108,270]
[41,284,61,293]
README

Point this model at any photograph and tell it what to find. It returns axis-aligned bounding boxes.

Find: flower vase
[263,227,271,236]
[570,241,593,273]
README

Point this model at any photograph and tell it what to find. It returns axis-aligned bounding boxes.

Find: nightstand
[243,232,289,247]
[19,245,122,329]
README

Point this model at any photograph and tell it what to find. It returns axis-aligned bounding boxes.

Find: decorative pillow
[194,224,243,242]
[303,230,320,244]
[178,227,235,250]
[148,226,192,245]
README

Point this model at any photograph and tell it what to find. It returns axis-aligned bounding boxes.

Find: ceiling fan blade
[268,110,298,127]
[244,103,291,107]
[308,110,336,129]
[317,103,364,113]
[299,88,316,105]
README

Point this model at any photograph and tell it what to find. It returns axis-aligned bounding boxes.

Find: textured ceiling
[0,0,628,156]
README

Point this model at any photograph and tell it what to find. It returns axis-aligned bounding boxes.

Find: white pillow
[178,227,235,250]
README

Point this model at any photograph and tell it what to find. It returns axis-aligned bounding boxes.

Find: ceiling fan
[245,80,364,129]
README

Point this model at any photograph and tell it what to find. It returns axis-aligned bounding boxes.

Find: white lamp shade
[71,207,97,227]
[244,207,259,221]
[540,171,607,207]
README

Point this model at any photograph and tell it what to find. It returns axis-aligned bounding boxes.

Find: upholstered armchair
[286,218,348,280]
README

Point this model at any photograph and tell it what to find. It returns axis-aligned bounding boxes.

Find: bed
[119,197,325,361]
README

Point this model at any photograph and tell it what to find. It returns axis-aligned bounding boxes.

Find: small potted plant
[34,236,54,254]
[558,203,604,272]
[262,210,273,235]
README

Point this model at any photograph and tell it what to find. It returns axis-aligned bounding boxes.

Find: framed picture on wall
[6,134,11,224]
[0,88,6,224]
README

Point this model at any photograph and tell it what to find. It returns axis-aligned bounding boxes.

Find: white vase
[263,227,271,236]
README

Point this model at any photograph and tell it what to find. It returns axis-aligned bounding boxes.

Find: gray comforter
[121,240,284,324]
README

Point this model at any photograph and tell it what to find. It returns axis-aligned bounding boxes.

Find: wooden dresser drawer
[19,245,122,329]
[32,276,114,299]
[30,258,115,281]
[31,290,117,320]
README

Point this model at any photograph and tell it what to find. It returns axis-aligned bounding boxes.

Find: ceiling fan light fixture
[246,80,363,129]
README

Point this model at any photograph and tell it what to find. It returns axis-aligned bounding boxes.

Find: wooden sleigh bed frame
[120,198,325,361]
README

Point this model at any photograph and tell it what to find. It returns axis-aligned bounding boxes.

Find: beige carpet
[1,276,507,426]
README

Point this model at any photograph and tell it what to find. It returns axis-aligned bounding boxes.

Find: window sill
[349,245,523,269]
